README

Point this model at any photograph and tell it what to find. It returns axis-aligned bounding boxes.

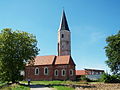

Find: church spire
[58,10,71,56]
[59,10,69,31]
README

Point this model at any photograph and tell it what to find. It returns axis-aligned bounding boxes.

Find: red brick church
[25,10,76,81]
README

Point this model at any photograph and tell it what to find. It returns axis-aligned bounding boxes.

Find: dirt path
[30,85,53,90]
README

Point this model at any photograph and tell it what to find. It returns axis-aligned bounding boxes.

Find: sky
[0,0,120,72]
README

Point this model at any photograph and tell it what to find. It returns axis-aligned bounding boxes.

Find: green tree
[0,28,39,83]
[100,73,120,83]
[100,73,111,83]
[105,31,120,75]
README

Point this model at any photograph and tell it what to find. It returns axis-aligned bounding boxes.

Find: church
[25,10,76,81]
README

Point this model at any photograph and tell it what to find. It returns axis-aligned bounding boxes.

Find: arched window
[61,69,66,76]
[69,69,73,76]
[35,67,39,75]
[61,34,64,38]
[44,67,48,75]
[54,69,58,76]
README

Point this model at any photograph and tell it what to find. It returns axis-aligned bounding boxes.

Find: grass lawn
[20,80,87,90]
[53,86,74,90]
[30,80,67,85]
[20,80,88,85]
[21,81,75,90]
[0,84,30,90]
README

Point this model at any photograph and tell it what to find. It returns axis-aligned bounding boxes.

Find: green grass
[21,80,64,85]
[20,80,97,90]
[20,80,88,85]
[31,80,65,85]
[53,86,74,90]
[20,81,75,90]
[1,84,30,90]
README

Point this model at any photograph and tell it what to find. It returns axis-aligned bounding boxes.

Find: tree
[0,28,39,83]
[105,31,120,75]
[100,73,111,83]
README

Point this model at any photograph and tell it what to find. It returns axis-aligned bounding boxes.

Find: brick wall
[25,65,53,81]
[25,64,75,81]
[53,64,75,80]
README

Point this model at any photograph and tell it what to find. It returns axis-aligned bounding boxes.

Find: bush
[79,75,90,82]
[110,75,120,83]
[100,73,120,83]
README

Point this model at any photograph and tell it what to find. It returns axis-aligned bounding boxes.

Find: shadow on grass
[19,83,48,88]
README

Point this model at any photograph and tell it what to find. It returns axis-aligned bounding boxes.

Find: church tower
[58,10,71,56]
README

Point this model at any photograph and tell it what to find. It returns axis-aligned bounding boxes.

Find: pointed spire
[59,10,69,31]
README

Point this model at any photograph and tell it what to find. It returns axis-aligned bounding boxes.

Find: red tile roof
[27,55,72,66]
[76,70,86,75]
[33,55,55,65]
[55,55,70,65]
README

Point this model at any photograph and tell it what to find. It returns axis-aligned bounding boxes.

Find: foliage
[1,84,30,90]
[0,81,7,87]
[110,74,120,83]
[79,75,90,82]
[0,28,39,83]
[105,31,120,75]
[100,73,120,83]
[99,73,111,83]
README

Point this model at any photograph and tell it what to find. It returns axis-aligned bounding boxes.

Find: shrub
[100,73,120,83]
[110,75,120,83]
[79,75,90,82]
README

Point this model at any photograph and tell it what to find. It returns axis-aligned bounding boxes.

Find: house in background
[25,10,76,81]
[76,69,104,80]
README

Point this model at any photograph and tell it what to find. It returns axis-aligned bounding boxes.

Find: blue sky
[0,0,120,72]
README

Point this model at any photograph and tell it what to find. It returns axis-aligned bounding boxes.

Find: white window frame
[61,69,66,76]
[35,67,39,75]
[69,69,73,76]
[54,69,59,76]
[44,67,48,75]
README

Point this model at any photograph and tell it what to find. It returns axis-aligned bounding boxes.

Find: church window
[35,67,39,75]
[54,69,58,76]
[61,34,64,38]
[69,69,73,76]
[61,69,66,76]
[44,67,48,75]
